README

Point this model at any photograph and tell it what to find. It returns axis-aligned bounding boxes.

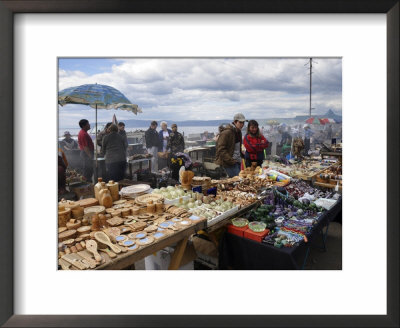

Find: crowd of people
[58,114,341,193]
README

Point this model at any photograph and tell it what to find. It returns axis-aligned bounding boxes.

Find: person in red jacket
[243,120,269,168]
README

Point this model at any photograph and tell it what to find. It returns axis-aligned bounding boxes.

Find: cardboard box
[144,243,197,270]
[70,182,94,199]
[243,228,270,243]
[227,224,248,238]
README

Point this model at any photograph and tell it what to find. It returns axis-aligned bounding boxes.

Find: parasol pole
[95,103,98,179]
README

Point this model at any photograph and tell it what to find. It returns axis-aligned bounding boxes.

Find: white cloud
[58,58,342,125]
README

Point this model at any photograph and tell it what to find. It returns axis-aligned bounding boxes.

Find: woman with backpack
[243,120,269,168]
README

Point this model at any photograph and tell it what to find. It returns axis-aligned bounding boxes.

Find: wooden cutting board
[75,198,99,208]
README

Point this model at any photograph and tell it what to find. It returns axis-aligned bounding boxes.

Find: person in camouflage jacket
[167,123,185,155]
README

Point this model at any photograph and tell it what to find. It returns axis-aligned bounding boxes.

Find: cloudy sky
[58,58,342,128]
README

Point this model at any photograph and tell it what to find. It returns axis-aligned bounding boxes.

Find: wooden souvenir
[103,227,121,243]
[99,248,117,259]
[94,231,122,254]
[136,235,155,246]
[131,207,140,215]
[135,194,163,206]
[124,217,137,225]
[105,208,115,214]
[146,203,156,214]
[64,247,71,254]
[128,231,147,239]
[91,214,101,231]
[106,216,124,227]
[58,229,77,242]
[115,235,128,243]
[113,199,127,205]
[119,226,132,234]
[58,258,71,270]
[62,253,89,270]
[119,239,135,247]
[71,206,84,219]
[77,226,91,235]
[99,186,113,208]
[84,205,106,216]
[70,246,78,253]
[138,214,152,220]
[85,240,102,262]
[66,219,82,230]
[152,231,166,240]
[99,214,108,228]
[126,244,139,252]
[121,208,131,217]
[75,243,83,252]
[81,218,90,226]
[119,245,128,253]
[155,202,164,213]
[106,180,120,201]
[144,225,158,233]
[111,210,122,217]
[58,227,67,234]
[177,220,192,228]
[80,241,86,249]
[153,217,166,225]
[75,237,83,243]
[75,198,99,208]
[128,221,147,232]
[63,239,75,247]
[77,250,97,269]
[58,207,71,227]
[123,203,132,209]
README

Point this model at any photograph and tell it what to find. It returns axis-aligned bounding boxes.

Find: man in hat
[118,122,128,149]
[215,113,247,177]
[60,131,78,151]
[167,123,185,156]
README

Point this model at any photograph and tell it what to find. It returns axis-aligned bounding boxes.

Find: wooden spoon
[77,250,97,268]
[94,231,122,254]
[99,248,117,259]
[85,240,102,262]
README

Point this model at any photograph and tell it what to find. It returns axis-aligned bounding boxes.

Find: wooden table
[95,219,207,270]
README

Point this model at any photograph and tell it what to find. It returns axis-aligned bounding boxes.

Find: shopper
[243,120,269,167]
[78,119,94,182]
[158,121,172,152]
[167,123,185,155]
[97,122,112,154]
[102,124,127,182]
[303,124,314,156]
[118,122,129,149]
[60,131,78,151]
[145,121,161,173]
[215,113,246,177]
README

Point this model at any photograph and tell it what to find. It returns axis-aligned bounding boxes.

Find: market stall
[57,155,342,270]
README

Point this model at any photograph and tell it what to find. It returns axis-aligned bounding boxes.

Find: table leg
[129,162,133,180]
[168,237,188,270]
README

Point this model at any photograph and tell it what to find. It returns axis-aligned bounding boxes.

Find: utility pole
[305,58,316,118]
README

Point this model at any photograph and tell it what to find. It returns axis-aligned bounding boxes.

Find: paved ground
[133,219,342,270]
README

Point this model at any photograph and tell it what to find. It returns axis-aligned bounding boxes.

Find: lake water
[58,125,221,138]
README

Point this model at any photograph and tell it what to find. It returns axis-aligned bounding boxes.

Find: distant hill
[99,109,342,127]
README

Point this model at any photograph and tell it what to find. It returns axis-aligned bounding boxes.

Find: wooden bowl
[58,229,77,242]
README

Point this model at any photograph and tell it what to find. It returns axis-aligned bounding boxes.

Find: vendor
[243,120,269,168]
[58,144,68,195]
[60,131,78,151]
[167,123,185,156]
[303,124,314,156]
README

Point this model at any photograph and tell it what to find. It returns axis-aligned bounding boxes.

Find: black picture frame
[0,1,398,327]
